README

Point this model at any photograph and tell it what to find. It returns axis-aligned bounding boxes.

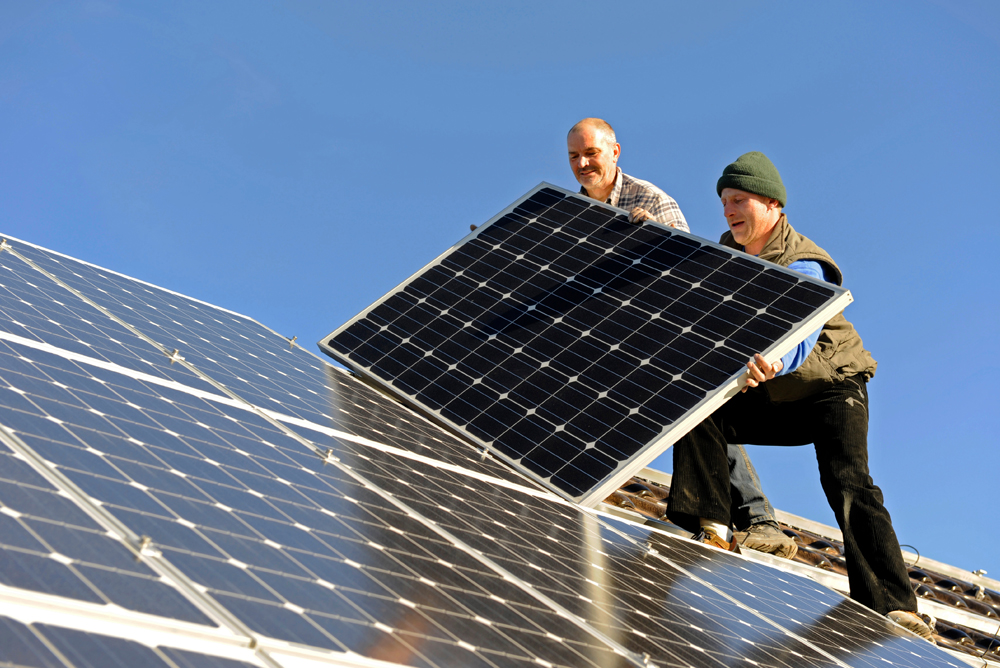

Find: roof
[0,233,992,668]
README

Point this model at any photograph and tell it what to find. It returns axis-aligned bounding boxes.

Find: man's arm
[774,260,826,376]
[623,179,689,231]
[745,260,829,389]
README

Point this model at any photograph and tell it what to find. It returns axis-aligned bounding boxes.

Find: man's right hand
[628,207,653,224]
[629,207,676,227]
[742,353,783,392]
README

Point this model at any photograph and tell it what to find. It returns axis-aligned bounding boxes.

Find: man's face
[567,126,620,195]
[720,188,780,253]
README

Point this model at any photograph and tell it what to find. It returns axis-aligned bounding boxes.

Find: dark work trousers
[667,375,918,615]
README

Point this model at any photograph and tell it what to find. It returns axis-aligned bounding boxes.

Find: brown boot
[733,521,798,559]
[886,610,934,641]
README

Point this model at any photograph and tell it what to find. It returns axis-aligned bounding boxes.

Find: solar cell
[0,235,961,668]
[321,184,853,505]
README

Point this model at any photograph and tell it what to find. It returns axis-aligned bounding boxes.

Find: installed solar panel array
[0,234,960,668]
[321,184,852,506]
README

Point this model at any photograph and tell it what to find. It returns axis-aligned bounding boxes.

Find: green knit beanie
[716,151,787,207]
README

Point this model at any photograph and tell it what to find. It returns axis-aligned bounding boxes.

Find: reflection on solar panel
[321,184,853,506]
[0,234,962,668]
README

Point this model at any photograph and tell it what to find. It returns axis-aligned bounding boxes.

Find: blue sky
[1,1,997,573]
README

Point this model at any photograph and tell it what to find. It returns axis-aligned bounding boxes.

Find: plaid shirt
[581,168,689,232]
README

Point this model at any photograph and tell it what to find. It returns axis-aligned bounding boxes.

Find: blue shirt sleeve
[775,260,827,377]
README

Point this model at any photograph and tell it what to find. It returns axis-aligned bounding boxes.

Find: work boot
[732,521,797,559]
[692,528,741,554]
[886,610,934,641]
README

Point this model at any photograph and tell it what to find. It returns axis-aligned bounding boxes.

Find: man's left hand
[742,354,783,393]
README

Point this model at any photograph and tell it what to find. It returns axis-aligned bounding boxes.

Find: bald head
[568,117,616,145]
[567,118,621,201]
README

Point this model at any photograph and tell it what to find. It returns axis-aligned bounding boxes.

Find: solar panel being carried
[321,184,852,506]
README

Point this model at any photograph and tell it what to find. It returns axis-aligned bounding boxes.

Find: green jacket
[720,214,877,402]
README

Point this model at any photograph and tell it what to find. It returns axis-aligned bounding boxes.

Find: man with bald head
[566,119,796,559]
[567,118,688,231]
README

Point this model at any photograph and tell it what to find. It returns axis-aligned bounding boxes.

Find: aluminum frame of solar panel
[320,183,854,507]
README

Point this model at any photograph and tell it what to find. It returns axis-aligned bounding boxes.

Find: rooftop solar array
[321,184,853,506]
[0,234,963,668]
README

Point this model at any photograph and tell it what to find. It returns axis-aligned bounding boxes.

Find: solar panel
[320,184,854,506]
[2,237,527,482]
[0,235,961,668]
[0,334,637,666]
[0,440,214,625]
[0,615,264,668]
[0,615,65,668]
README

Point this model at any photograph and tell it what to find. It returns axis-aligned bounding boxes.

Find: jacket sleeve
[775,260,826,376]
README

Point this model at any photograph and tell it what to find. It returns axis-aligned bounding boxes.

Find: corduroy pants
[667,375,918,615]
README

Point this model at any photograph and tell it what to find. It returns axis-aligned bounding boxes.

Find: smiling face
[567,124,620,200]
[720,188,782,255]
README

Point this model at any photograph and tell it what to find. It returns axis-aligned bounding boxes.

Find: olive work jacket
[719,214,877,403]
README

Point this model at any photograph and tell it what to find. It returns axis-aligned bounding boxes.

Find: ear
[612,142,621,163]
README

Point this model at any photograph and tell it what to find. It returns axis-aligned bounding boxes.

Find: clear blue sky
[1,1,997,574]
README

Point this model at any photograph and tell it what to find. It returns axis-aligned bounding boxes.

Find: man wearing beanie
[567,121,796,559]
[666,151,932,640]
